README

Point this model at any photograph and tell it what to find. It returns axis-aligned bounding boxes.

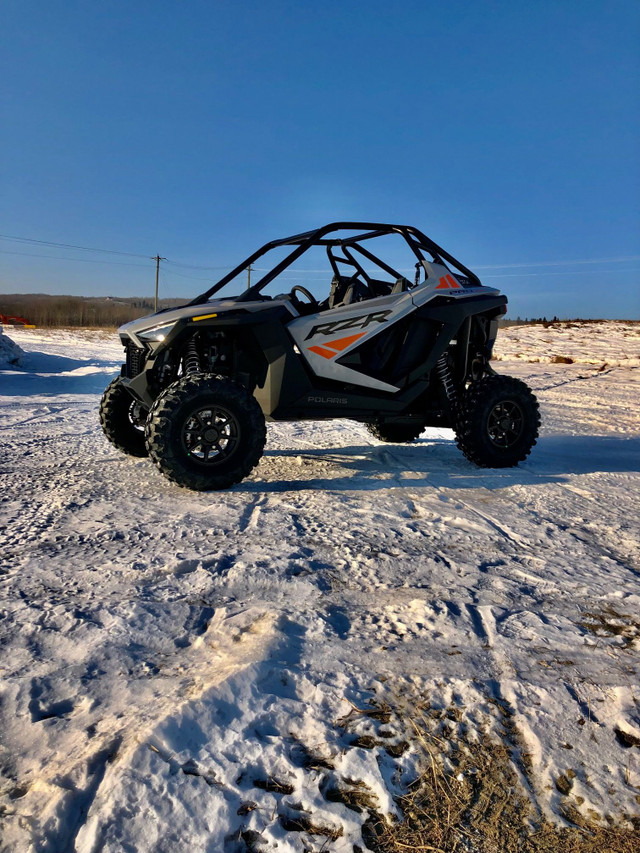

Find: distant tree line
[500,317,635,327]
[0,294,186,328]
[500,316,559,327]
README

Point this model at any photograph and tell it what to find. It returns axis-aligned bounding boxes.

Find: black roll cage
[189,222,482,306]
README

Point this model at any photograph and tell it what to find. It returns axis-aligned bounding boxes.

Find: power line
[2,231,638,290]
[0,234,239,273]
[165,259,233,271]
[5,249,638,280]
[473,255,640,270]
[162,267,217,282]
[0,249,152,268]
[3,232,638,270]
[0,233,151,259]
[483,268,640,279]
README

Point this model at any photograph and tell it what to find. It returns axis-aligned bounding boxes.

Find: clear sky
[1,0,639,319]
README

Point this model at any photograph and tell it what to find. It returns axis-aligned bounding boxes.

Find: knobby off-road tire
[455,374,540,468]
[145,374,266,491]
[99,377,149,457]
[367,423,425,443]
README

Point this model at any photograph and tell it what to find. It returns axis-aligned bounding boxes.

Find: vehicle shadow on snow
[0,354,118,396]
[238,434,640,493]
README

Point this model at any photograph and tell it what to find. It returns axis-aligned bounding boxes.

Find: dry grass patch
[344,701,640,853]
[578,605,640,649]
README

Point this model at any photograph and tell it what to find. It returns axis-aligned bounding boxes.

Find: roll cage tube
[188,223,482,306]
[326,245,373,282]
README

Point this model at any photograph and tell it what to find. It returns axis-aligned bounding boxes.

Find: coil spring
[184,337,201,375]
[436,353,457,407]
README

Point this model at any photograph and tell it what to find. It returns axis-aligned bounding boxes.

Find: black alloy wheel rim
[128,401,146,432]
[487,400,524,448]
[181,405,240,464]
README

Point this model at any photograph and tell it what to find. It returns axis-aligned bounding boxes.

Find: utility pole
[246,264,253,290]
[153,255,166,311]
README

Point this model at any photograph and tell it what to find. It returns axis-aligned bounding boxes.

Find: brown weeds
[352,704,640,853]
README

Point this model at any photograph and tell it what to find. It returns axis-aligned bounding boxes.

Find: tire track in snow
[437,492,533,549]
[362,433,533,548]
[237,493,267,531]
[358,431,637,806]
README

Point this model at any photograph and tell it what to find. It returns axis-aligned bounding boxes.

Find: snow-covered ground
[0,321,639,852]
[494,319,640,367]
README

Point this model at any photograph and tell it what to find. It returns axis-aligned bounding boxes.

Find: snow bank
[0,326,26,367]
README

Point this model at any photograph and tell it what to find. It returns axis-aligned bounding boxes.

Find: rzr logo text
[305,310,392,340]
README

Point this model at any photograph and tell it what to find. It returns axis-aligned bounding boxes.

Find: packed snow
[0,321,638,852]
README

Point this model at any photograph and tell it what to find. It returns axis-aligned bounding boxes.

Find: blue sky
[1,0,638,318]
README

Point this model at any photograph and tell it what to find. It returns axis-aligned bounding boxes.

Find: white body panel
[287,265,501,391]
[286,292,414,392]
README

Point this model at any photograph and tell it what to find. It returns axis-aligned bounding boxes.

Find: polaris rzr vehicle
[100,222,540,490]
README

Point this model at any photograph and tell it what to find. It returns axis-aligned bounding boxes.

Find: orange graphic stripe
[324,332,366,351]
[307,332,366,359]
[308,344,337,359]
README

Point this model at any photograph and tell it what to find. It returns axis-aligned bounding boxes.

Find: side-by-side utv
[100,222,540,490]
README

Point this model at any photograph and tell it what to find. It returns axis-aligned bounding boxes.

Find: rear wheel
[454,375,540,467]
[367,422,425,443]
[99,378,148,457]
[145,374,266,490]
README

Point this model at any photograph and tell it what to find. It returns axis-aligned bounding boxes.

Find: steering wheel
[289,285,318,309]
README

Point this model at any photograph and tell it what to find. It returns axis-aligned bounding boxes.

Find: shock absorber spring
[184,336,201,375]
[436,353,458,409]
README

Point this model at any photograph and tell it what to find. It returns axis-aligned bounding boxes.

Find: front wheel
[454,375,540,468]
[144,374,266,490]
[99,378,149,457]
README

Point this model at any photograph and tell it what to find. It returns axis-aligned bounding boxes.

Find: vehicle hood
[119,300,239,338]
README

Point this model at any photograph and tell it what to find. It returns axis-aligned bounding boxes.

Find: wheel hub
[128,400,147,432]
[182,405,240,464]
[487,400,524,449]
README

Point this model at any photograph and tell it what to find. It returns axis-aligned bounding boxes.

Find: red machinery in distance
[0,313,35,327]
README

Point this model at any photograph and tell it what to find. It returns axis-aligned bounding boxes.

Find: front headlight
[137,322,177,343]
